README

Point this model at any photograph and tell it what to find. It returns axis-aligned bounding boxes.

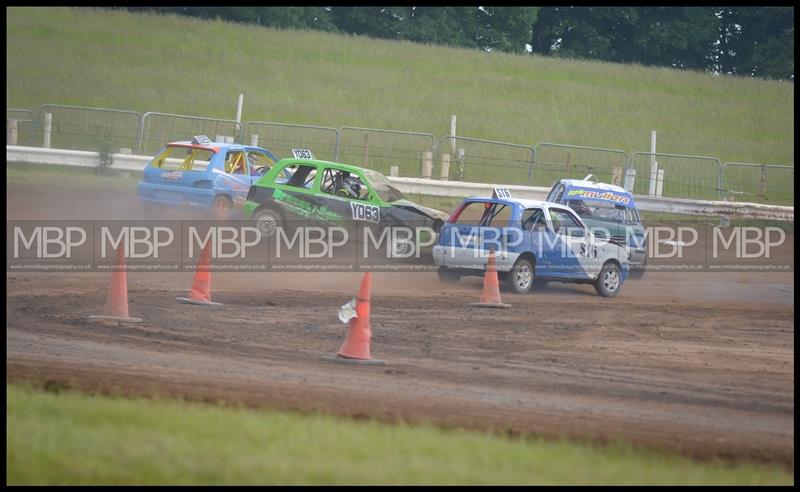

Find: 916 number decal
[350,202,380,223]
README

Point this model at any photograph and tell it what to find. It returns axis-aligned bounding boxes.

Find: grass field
[6,7,794,171]
[6,384,793,485]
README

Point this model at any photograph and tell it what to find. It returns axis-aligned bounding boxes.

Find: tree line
[122,7,794,80]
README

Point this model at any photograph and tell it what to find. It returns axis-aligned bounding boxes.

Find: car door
[545,207,598,280]
[314,166,380,224]
[441,200,511,270]
[521,207,556,277]
[271,162,327,223]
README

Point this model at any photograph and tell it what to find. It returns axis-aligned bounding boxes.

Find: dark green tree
[329,7,407,39]
[531,7,719,70]
[476,7,539,53]
[717,7,794,79]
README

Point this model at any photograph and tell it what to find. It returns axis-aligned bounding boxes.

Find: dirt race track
[6,186,795,467]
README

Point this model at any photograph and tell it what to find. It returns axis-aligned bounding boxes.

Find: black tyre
[210,195,232,220]
[594,261,622,297]
[506,257,534,294]
[253,207,283,237]
[437,267,461,284]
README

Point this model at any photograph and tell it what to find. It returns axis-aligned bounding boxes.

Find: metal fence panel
[7,108,37,147]
[534,143,629,189]
[35,104,142,152]
[629,152,722,200]
[240,121,339,161]
[335,127,434,177]
[7,108,34,121]
[138,112,239,155]
[721,162,794,206]
[437,136,536,184]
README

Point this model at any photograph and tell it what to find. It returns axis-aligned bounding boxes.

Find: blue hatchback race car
[137,135,279,218]
[432,190,630,297]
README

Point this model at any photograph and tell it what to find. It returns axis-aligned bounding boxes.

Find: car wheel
[507,257,534,294]
[210,195,232,220]
[594,261,622,297]
[253,207,282,237]
[437,267,461,284]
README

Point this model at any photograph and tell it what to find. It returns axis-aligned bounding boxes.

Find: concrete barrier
[7,145,794,221]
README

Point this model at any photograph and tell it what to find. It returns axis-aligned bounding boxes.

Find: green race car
[243,157,449,240]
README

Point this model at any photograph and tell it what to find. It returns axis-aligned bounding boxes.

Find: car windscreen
[566,198,639,223]
[363,169,405,202]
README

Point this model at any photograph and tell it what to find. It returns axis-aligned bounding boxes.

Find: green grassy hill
[6,7,793,166]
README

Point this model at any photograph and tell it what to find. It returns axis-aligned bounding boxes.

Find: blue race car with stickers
[546,176,647,278]
[137,135,279,219]
[432,190,630,297]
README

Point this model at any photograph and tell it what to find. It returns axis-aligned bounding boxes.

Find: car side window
[487,203,512,227]
[246,151,274,176]
[320,168,369,200]
[224,151,247,175]
[521,208,546,231]
[549,209,585,237]
[282,164,318,190]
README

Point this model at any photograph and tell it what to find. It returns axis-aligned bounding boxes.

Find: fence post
[450,115,456,156]
[43,112,52,148]
[648,131,657,195]
[250,134,259,146]
[457,148,466,181]
[7,119,18,146]
[135,113,147,154]
[759,165,767,200]
[363,133,369,166]
[390,165,399,177]
[421,151,433,179]
[611,166,622,186]
[526,149,535,184]
[656,169,664,197]
[235,94,243,129]
[440,153,450,180]
[623,168,636,192]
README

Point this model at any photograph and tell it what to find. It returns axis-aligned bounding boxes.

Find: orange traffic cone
[469,248,511,308]
[176,242,223,306]
[88,246,143,323]
[323,272,385,366]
